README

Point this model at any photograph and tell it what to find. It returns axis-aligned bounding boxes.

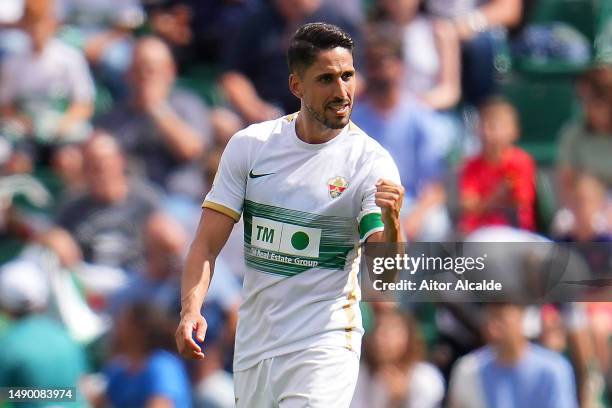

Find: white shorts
[234,346,359,408]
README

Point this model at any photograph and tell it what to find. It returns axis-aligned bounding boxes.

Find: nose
[333,76,349,101]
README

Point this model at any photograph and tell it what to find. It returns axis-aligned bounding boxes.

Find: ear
[289,73,303,100]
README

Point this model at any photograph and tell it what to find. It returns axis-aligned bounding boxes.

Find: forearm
[180,240,215,316]
[383,217,402,243]
[479,0,522,28]
[421,85,460,110]
[59,102,94,127]
[149,104,204,161]
[221,71,261,112]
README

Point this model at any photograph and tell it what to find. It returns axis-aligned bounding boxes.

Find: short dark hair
[287,22,354,75]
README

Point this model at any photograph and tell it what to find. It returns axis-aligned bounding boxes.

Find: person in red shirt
[459,96,536,234]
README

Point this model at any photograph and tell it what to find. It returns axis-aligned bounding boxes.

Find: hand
[375,179,404,230]
[487,181,512,210]
[140,82,171,114]
[39,227,83,268]
[175,312,206,360]
[454,18,476,41]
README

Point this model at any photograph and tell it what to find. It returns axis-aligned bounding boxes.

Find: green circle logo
[291,231,309,250]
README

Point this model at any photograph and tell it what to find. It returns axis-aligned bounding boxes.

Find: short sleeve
[66,48,96,103]
[357,150,401,242]
[202,132,250,222]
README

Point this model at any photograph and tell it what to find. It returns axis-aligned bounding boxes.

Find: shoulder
[559,120,586,143]
[453,346,494,375]
[528,344,573,374]
[147,350,187,378]
[347,121,392,159]
[461,155,483,174]
[411,361,445,390]
[169,89,207,110]
[127,180,162,208]
[229,114,291,147]
[508,147,536,167]
[149,350,181,367]
[49,39,86,62]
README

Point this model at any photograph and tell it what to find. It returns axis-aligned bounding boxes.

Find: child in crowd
[459,96,536,234]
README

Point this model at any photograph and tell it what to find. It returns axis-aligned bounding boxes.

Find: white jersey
[203,113,401,371]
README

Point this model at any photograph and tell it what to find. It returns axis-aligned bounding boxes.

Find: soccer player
[175,22,404,407]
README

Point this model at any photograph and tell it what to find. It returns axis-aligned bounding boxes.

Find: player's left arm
[367,178,404,244]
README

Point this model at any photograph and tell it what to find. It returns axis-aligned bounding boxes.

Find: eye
[342,72,354,81]
[319,75,333,83]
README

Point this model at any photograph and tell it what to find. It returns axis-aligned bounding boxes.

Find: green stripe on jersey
[243,200,357,276]
[359,213,384,239]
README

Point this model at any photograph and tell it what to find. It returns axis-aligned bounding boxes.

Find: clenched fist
[375,178,404,230]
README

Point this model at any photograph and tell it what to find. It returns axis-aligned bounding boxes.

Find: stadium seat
[176,64,223,106]
[512,0,597,75]
[529,0,596,41]
[500,72,580,164]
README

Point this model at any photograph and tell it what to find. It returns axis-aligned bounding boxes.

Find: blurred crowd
[0,0,611,407]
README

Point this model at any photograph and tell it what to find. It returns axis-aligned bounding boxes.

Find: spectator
[171,0,263,66]
[96,36,210,201]
[370,0,461,110]
[0,0,95,162]
[557,64,612,207]
[42,131,159,271]
[448,303,578,408]
[108,212,186,315]
[98,302,191,408]
[553,172,612,242]
[0,259,88,403]
[57,0,145,99]
[219,0,361,123]
[352,308,445,408]
[425,0,523,106]
[352,25,454,240]
[459,96,536,234]
[144,0,196,72]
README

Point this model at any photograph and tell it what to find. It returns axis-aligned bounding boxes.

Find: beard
[303,100,352,130]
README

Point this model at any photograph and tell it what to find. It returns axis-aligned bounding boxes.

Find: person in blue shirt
[102,302,191,408]
[449,303,578,408]
[351,24,457,241]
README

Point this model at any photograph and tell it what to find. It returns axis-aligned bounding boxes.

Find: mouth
[326,102,351,116]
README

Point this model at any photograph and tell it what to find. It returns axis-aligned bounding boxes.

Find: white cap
[0,259,49,313]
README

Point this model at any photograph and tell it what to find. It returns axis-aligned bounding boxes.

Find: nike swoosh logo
[249,170,275,179]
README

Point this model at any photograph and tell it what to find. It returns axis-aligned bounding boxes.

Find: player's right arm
[176,125,258,359]
[176,208,235,360]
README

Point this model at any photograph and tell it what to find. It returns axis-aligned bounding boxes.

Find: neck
[295,110,344,144]
[483,145,508,163]
[496,338,527,365]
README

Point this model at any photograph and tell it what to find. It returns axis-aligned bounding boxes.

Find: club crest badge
[328,176,349,199]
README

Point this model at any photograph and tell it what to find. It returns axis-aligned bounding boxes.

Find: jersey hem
[233,331,363,372]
